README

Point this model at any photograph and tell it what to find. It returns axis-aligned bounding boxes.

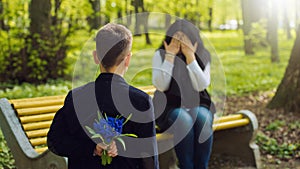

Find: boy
[47,23,159,169]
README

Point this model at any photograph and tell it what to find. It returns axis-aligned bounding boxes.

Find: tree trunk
[27,0,52,82]
[241,0,255,55]
[0,0,6,30]
[117,9,122,23]
[208,7,213,32]
[88,0,101,30]
[283,2,292,40]
[28,0,67,82]
[1,0,70,83]
[296,0,300,30]
[29,0,51,37]
[127,10,132,27]
[143,12,151,45]
[125,0,132,27]
[140,0,151,44]
[283,6,292,40]
[267,1,279,63]
[267,26,300,112]
[207,0,213,32]
[133,0,141,36]
[241,0,267,55]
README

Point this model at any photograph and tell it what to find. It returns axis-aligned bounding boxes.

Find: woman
[152,19,215,169]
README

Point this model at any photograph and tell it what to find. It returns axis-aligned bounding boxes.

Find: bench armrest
[0,98,68,168]
[0,98,39,158]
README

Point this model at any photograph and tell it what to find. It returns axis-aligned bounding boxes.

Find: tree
[125,0,132,26]
[0,0,6,30]
[241,0,254,54]
[268,25,300,112]
[283,0,292,39]
[296,0,300,30]
[132,0,151,44]
[0,0,78,83]
[241,0,266,55]
[267,1,279,63]
[207,0,213,32]
[88,0,101,30]
[26,0,70,82]
[133,0,141,35]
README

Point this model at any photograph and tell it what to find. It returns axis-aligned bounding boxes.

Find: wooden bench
[0,86,261,169]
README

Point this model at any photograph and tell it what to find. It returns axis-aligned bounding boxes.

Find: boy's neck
[100,65,125,77]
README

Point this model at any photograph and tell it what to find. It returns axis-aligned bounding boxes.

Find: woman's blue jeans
[167,106,213,169]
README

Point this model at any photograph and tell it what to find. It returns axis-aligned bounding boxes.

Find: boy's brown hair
[95,23,132,68]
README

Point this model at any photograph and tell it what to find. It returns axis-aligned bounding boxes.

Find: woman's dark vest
[153,51,216,131]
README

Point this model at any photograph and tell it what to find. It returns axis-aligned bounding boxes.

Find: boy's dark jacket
[47,73,159,169]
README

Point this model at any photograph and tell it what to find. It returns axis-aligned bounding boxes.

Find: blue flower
[85,112,136,166]
[93,119,119,144]
[107,117,124,134]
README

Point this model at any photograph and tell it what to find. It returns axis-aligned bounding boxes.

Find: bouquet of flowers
[85,111,137,165]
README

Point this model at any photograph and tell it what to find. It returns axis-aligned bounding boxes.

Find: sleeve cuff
[187,60,200,71]
[163,60,174,68]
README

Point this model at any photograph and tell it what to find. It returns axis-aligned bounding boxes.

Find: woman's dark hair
[159,19,210,68]
[96,23,132,68]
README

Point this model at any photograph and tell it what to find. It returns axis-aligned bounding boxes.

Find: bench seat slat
[213,118,250,131]
[156,133,174,141]
[30,137,47,146]
[20,113,55,123]
[213,114,243,123]
[23,121,52,131]
[35,147,48,154]
[17,105,62,116]
[26,129,49,138]
[137,86,155,95]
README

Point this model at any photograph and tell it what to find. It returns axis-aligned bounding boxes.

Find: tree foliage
[0,0,91,83]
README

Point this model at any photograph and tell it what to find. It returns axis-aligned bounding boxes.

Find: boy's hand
[107,141,118,157]
[94,141,118,157]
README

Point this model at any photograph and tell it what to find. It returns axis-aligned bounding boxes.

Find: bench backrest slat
[26,128,49,138]
[17,105,62,116]
[20,113,55,123]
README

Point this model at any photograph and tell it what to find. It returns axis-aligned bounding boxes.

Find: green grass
[205,30,293,95]
[0,80,71,99]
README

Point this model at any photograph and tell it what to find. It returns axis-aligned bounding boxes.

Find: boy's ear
[124,52,131,67]
[93,50,100,64]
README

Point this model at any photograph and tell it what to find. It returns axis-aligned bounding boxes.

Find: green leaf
[104,112,108,120]
[123,113,132,125]
[85,126,96,135]
[115,137,126,150]
[97,111,102,121]
[122,133,138,138]
[91,134,105,142]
